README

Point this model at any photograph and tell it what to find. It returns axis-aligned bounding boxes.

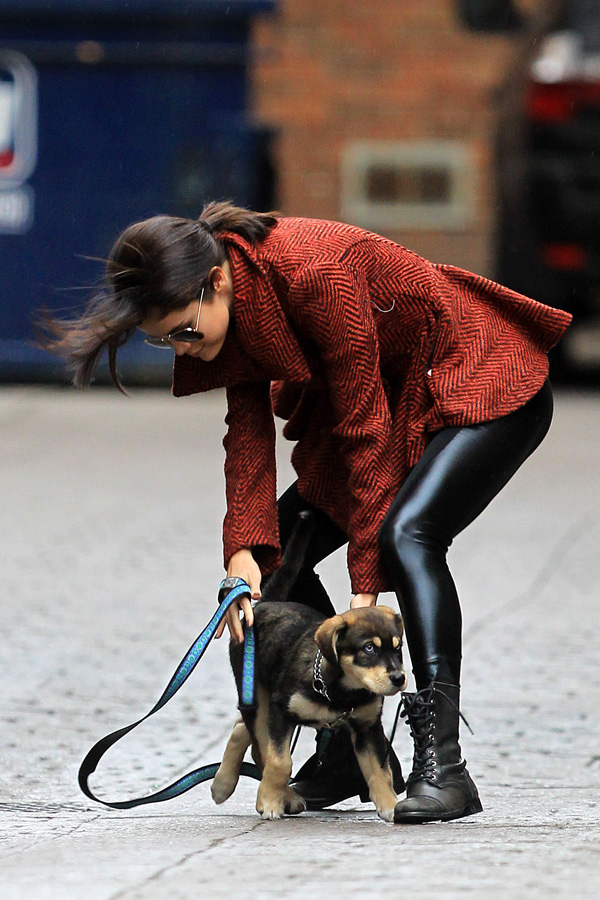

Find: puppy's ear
[314,615,348,666]
[395,614,404,638]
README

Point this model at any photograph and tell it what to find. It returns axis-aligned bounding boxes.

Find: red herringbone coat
[173,217,571,594]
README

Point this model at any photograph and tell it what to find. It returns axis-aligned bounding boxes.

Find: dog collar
[313,650,346,715]
[313,651,355,727]
[313,649,333,703]
[313,648,349,713]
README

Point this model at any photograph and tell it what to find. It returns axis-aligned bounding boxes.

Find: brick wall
[251,0,521,275]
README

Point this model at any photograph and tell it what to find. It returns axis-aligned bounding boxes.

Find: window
[341,140,476,231]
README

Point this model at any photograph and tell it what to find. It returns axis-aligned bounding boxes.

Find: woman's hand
[215,548,262,643]
[351,592,378,608]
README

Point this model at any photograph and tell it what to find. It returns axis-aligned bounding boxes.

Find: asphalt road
[1,385,599,899]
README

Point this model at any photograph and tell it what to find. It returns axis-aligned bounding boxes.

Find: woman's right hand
[215,548,262,643]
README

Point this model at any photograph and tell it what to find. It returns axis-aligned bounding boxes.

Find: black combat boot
[292,726,405,811]
[393,682,482,824]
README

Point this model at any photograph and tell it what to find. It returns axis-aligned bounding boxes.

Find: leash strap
[240,621,256,709]
[78,580,260,809]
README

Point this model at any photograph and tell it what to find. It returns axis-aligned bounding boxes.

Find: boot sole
[393,797,483,824]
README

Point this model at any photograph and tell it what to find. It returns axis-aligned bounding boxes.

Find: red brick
[250,0,534,273]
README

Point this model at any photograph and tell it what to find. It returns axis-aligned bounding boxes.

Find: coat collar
[223,231,311,383]
[172,230,311,397]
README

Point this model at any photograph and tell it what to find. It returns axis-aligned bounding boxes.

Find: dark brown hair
[36,201,279,391]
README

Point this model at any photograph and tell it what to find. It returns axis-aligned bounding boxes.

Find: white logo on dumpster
[0,50,37,234]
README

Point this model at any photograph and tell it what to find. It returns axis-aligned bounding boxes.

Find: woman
[41,202,571,823]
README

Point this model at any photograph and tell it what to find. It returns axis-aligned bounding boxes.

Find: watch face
[219,576,249,599]
[223,576,242,588]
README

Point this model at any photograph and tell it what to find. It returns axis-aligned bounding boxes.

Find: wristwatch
[218,576,251,605]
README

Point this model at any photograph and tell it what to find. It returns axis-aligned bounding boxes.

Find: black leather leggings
[266,381,554,690]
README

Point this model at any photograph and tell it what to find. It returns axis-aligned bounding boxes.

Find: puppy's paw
[283,787,306,816]
[256,800,285,820]
[211,768,238,805]
[371,786,398,822]
[256,785,286,820]
[377,807,395,823]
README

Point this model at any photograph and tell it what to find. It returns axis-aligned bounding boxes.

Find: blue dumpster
[0,0,275,383]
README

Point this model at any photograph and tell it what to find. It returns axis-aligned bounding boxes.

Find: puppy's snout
[389,670,407,689]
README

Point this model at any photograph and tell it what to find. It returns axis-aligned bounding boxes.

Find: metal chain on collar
[312,648,333,703]
[312,649,355,729]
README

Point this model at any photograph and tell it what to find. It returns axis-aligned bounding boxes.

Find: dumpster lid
[0,0,275,22]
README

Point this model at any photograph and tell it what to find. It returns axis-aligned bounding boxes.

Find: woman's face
[140,263,233,362]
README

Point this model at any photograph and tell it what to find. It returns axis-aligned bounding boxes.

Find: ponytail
[199,200,279,244]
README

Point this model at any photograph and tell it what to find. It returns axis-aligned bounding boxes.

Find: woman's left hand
[351,593,378,608]
[215,548,261,643]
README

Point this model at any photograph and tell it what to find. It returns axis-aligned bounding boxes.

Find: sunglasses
[144,288,205,349]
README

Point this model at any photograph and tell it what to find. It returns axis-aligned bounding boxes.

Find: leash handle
[78,580,258,809]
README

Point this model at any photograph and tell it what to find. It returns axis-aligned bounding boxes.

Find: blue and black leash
[78,577,261,809]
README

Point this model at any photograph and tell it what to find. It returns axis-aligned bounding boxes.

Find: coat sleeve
[288,262,395,594]
[222,381,280,575]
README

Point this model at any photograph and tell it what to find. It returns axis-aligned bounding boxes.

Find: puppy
[211,601,406,821]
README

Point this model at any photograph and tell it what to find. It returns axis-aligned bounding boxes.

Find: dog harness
[78,577,261,809]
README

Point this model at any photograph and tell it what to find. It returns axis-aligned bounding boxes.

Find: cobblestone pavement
[1,386,598,900]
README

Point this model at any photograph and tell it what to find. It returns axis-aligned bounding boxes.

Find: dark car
[460,0,600,380]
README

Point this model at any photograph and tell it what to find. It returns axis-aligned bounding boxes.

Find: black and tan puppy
[211,601,406,820]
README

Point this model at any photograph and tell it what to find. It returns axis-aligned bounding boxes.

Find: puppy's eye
[363,642,375,654]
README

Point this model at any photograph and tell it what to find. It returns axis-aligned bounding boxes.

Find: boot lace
[401,690,438,782]
[401,686,473,784]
